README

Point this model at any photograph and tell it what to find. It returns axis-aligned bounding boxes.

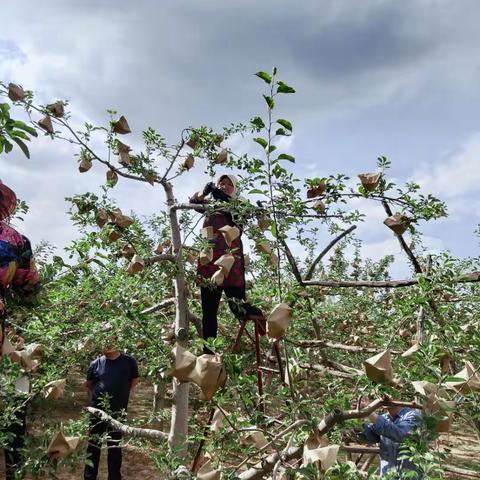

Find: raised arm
[372,410,420,443]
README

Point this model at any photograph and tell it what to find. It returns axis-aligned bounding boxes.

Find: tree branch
[304,226,357,281]
[302,272,480,288]
[85,407,167,441]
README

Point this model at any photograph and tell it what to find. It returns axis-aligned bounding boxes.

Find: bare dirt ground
[1,371,479,479]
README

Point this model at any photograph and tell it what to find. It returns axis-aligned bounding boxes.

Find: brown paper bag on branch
[114,213,134,229]
[215,149,228,164]
[79,158,92,173]
[106,169,119,187]
[446,361,480,393]
[8,83,25,101]
[218,225,240,247]
[257,215,270,231]
[183,154,195,170]
[187,354,227,400]
[312,200,326,214]
[214,254,235,276]
[108,229,122,243]
[46,102,65,118]
[384,214,410,235]
[306,182,326,199]
[303,444,339,471]
[256,241,272,255]
[47,431,80,460]
[211,269,225,286]
[126,255,145,275]
[240,430,268,449]
[401,342,421,358]
[267,303,292,339]
[169,345,197,382]
[1,337,16,355]
[210,408,226,432]
[363,350,394,383]
[24,343,44,360]
[199,248,213,266]
[9,350,39,372]
[38,115,54,134]
[96,209,108,228]
[112,116,131,134]
[358,173,382,192]
[196,458,221,480]
[44,379,67,400]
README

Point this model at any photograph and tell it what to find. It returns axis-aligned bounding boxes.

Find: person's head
[216,174,237,198]
[386,405,402,417]
[0,181,17,221]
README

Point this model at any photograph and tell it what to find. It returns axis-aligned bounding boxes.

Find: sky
[1,0,479,277]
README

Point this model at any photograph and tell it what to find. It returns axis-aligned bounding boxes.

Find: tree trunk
[162,180,190,457]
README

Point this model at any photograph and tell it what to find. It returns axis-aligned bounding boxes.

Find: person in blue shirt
[363,403,422,477]
[83,341,139,480]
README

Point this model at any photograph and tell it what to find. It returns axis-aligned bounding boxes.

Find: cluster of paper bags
[2,338,74,458]
[363,347,480,432]
[170,345,227,400]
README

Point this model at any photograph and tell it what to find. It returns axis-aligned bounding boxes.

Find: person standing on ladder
[190,174,266,353]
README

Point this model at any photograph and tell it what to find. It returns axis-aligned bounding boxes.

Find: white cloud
[412,133,480,199]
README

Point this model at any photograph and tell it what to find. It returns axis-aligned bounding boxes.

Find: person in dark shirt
[84,342,139,480]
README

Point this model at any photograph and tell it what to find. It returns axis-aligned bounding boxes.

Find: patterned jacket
[194,206,245,288]
[0,221,40,304]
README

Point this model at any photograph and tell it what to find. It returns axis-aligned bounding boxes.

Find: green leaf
[277,119,292,131]
[277,81,296,94]
[250,116,265,130]
[268,145,277,153]
[272,67,278,76]
[277,153,295,163]
[8,129,30,140]
[263,95,275,110]
[253,137,268,149]
[10,137,30,158]
[248,189,265,195]
[0,103,10,117]
[255,71,272,84]
[275,128,287,136]
[11,120,38,137]
[270,223,277,237]
[4,139,13,154]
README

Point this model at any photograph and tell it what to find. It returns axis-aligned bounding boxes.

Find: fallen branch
[288,338,394,354]
[444,465,480,479]
[298,362,361,379]
[85,407,167,441]
[141,297,176,315]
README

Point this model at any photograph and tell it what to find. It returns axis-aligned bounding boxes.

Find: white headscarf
[216,174,238,199]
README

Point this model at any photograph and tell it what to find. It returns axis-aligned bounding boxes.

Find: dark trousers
[4,403,27,480]
[84,418,122,480]
[201,286,264,350]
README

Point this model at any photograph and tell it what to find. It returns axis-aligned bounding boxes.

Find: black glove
[211,187,230,202]
[202,182,215,196]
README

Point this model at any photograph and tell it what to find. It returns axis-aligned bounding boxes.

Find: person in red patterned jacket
[0,180,40,480]
[190,174,265,353]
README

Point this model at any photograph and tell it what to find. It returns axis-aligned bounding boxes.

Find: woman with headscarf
[190,174,265,353]
[0,180,40,480]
